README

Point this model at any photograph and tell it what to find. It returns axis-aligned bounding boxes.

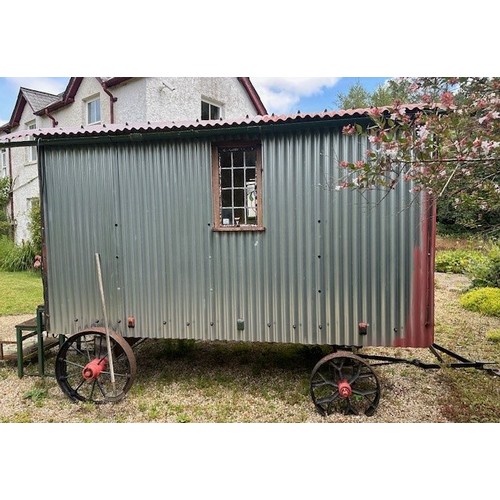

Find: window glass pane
[221,190,232,208]
[245,167,256,184]
[201,101,210,120]
[95,101,101,122]
[245,149,256,166]
[88,100,100,124]
[221,169,232,188]
[234,208,245,225]
[220,151,232,168]
[234,189,245,207]
[233,168,244,187]
[221,208,232,225]
[87,102,94,123]
[233,150,244,167]
[210,104,220,120]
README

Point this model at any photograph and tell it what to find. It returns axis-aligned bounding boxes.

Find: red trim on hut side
[394,194,436,348]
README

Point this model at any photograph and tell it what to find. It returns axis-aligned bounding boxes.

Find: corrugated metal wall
[42,127,431,347]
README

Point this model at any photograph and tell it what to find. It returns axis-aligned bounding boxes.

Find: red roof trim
[0,104,428,142]
[238,77,267,115]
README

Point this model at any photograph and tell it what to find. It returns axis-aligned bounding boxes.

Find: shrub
[0,235,15,268]
[460,287,500,317]
[468,246,500,289]
[28,199,42,256]
[0,240,37,272]
[435,249,487,274]
[486,329,500,343]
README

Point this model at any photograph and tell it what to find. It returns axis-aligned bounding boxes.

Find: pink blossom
[339,161,349,168]
[355,160,365,169]
[342,124,356,135]
[368,134,382,144]
[440,91,454,108]
[370,107,382,118]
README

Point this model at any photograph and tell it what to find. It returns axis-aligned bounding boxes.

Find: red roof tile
[0,104,427,143]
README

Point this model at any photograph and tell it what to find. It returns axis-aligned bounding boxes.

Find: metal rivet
[319,325,322,329]
[186,322,190,327]
[210,322,214,326]
[163,321,167,325]
[267,323,271,327]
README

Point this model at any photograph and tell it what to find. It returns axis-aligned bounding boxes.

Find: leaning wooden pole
[95,253,116,396]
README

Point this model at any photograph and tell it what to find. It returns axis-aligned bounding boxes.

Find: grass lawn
[0,271,43,315]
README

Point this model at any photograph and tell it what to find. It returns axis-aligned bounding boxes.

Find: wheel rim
[310,352,381,416]
[55,328,137,403]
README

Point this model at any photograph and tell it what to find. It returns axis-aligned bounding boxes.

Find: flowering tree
[338,77,500,234]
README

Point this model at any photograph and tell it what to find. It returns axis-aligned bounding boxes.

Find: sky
[0,76,389,126]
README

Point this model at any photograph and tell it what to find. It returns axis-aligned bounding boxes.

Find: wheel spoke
[55,329,136,403]
[63,359,86,369]
[311,352,380,417]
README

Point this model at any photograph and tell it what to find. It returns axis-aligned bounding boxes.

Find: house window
[201,100,221,120]
[87,97,101,125]
[27,197,39,212]
[26,121,37,163]
[0,149,6,177]
[212,143,263,231]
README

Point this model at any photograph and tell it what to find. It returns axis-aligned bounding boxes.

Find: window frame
[0,148,7,177]
[211,141,264,232]
[86,96,101,125]
[201,98,223,121]
[27,196,39,212]
[26,121,37,163]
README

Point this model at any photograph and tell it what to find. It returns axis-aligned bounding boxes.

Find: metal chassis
[350,343,500,377]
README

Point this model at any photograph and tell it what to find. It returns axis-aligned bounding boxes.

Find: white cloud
[5,77,68,95]
[251,77,340,114]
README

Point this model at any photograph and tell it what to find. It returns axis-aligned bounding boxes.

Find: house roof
[0,104,425,144]
[0,87,61,131]
[0,77,267,132]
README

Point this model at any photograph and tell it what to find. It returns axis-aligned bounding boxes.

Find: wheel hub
[82,358,107,380]
[337,379,352,398]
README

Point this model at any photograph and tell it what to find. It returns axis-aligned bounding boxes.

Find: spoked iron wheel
[310,351,381,416]
[55,328,137,403]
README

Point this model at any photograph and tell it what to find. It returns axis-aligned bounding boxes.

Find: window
[212,143,263,231]
[0,149,6,177]
[26,121,37,163]
[201,100,221,120]
[87,97,101,125]
[27,197,39,212]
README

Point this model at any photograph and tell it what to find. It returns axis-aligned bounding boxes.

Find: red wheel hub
[82,358,107,380]
[338,379,352,398]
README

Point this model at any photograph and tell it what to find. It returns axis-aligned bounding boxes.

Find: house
[0,77,267,244]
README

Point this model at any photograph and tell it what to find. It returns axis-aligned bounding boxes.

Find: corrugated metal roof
[0,104,426,143]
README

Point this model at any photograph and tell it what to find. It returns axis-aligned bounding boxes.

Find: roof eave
[237,77,268,116]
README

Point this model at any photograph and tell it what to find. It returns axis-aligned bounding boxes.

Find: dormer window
[86,96,101,125]
[201,99,222,120]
